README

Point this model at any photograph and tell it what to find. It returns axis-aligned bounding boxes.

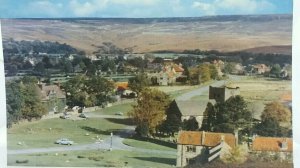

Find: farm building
[176,131,236,167]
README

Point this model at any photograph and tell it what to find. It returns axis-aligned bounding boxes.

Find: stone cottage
[176,131,236,167]
[251,136,293,161]
[37,82,66,114]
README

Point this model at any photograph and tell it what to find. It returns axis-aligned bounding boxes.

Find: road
[176,75,242,101]
[176,80,225,101]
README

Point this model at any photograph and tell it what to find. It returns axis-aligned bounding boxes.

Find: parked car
[79,113,88,118]
[55,138,74,145]
[115,112,123,116]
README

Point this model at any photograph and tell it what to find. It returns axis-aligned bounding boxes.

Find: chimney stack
[281,138,288,150]
[234,130,239,146]
[201,131,206,145]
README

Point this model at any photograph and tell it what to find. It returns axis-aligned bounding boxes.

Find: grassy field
[226,77,291,103]
[8,150,176,167]
[89,102,134,115]
[123,138,176,151]
[7,118,127,149]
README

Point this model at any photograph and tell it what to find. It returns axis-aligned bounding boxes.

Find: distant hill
[1,14,292,54]
[241,45,292,55]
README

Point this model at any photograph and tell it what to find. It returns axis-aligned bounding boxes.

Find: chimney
[201,131,206,145]
[281,138,288,151]
[234,130,239,146]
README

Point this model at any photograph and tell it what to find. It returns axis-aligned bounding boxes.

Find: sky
[0,0,293,18]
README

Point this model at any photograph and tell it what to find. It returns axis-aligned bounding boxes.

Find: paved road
[176,75,242,101]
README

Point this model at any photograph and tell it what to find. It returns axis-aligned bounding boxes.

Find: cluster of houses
[173,85,292,167]
[176,131,293,167]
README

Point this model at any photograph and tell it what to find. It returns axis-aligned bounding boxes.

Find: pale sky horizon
[0,0,293,18]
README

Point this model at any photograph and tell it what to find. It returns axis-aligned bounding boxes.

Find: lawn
[7,118,128,150]
[8,150,176,167]
[123,137,177,151]
[91,102,134,115]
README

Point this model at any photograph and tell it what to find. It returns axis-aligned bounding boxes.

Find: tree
[129,88,171,136]
[128,73,150,93]
[34,62,46,75]
[270,64,281,78]
[261,101,291,124]
[159,101,182,136]
[199,64,211,83]
[254,118,281,137]
[188,67,201,85]
[64,75,115,107]
[19,77,47,121]
[183,117,199,131]
[63,60,73,74]
[63,75,87,107]
[207,96,252,133]
[42,56,52,69]
[224,62,235,74]
[6,81,23,127]
[209,64,218,79]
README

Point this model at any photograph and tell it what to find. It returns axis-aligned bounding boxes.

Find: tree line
[6,76,47,128]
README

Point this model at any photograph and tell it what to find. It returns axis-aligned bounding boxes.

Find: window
[186,145,196,153]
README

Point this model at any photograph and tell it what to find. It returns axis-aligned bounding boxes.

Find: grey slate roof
[175,100,209,116]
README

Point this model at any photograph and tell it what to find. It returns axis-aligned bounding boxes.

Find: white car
[55,138,74,145]
[115,112,124,116]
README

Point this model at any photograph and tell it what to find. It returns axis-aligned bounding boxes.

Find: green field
[227,76,291,103]
[123,138,176,151]
[7,118,127,149]
[89,102,134,116]
[8,150,176,167]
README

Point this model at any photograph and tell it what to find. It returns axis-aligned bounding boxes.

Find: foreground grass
[8,118,127,149]
[8,150,176,167]
[123,137,177,151]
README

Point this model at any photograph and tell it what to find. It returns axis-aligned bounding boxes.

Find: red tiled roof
[115,82,129,90]
[173,64,184,72]
[178,131,236,148]
[38,84,66,101]
[252,137,293,152]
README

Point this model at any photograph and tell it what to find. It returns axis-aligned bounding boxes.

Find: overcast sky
[0,0,293,18]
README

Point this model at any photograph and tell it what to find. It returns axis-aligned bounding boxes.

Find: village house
[251,136,293,161]
[176,131,236,167]
[232,63,245,75]
[212,60,224,76]
[114,81,137,98]
[209,85,240,103]
[155,63,185,86]
[252,64,271,74]
[37,82,66,114]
